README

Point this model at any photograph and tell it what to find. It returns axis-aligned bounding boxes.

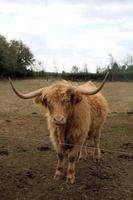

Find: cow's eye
[70,93,75,103]
[43,97,47,107]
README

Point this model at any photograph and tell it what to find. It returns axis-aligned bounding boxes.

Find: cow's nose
[53,115,65,124]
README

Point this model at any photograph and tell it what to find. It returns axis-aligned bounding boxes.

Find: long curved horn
[77,72,109,95]
[9,78,43,99]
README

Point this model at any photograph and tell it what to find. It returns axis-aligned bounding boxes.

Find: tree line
[0,34,133,81]
[0,35,34,78]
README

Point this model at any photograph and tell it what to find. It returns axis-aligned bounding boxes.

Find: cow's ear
[34,94,43,105]
[34,95,47,107]
[70,92,82,104]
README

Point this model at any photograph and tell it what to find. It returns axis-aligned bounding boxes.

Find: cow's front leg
[79,140,87,160]
[54,152,64,180]
[67,146,80,184]
[79,146,87,160]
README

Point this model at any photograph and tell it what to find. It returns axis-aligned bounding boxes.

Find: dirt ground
[0,80,133,200]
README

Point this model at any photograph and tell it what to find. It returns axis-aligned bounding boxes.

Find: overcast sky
[0,0,133,72]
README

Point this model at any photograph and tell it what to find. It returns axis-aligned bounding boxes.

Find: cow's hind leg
[93,129,101,162]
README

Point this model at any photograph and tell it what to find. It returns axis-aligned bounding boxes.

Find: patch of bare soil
[0,113,132,200]
[0,80,133,200]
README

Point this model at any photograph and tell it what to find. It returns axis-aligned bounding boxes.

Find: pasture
[0,80,133,200]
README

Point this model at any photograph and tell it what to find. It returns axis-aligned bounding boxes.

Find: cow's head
[9,72,109,126]
[35,83,82,125]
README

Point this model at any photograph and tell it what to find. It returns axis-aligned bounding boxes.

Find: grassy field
[0,79,133,200]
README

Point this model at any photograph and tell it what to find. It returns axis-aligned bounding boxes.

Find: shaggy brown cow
[9,74,108,184]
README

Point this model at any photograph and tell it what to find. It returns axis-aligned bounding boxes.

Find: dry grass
[1,79,133,114]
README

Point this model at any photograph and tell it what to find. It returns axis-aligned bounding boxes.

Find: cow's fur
[35,80,108,184]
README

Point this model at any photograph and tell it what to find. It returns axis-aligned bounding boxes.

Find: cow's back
[78,81,108,134]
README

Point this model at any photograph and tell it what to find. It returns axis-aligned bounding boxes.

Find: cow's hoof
[66,177,75,184]
[93,153,101,162]
[93,158,100,163]
[53,174,62,181]
[78,155,87,161]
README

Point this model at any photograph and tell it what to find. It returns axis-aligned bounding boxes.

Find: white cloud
[0,0,133,72]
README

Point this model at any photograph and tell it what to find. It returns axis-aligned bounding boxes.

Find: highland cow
[9,73,108,184]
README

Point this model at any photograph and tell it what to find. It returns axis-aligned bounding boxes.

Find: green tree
[111,62,120,72]
[10,40,34,77]
[127,65,133,71]
[124,55,133,71]
[0,35,11,77]
[0,35,35,78]
[121,65,126,71]
[83,64,88,73]
[71,65,79,73]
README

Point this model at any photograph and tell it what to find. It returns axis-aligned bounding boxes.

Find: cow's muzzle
[52,115,66,125]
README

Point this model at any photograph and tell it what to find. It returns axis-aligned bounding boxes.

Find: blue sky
[0,0,133,72]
